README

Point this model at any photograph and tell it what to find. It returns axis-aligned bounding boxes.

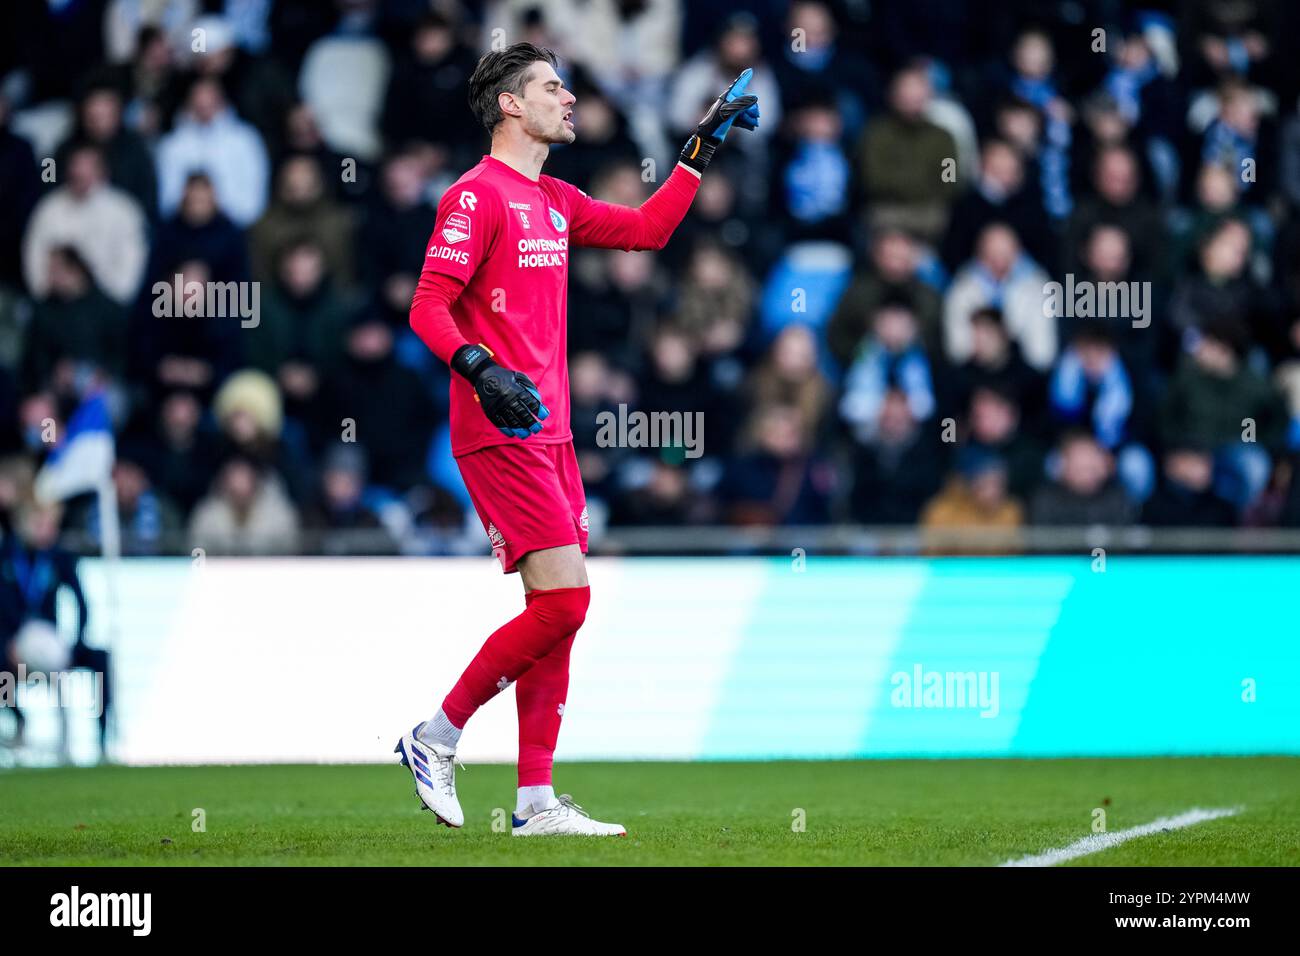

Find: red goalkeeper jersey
[413,154,699,457]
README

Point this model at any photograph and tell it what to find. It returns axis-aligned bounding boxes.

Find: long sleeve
[409,269,469,365]
[563,163,700,251]
[21,196,55,298]
[409,177,506,364]
[102,193,148,305]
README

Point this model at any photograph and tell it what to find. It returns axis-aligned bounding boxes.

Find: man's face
[68,150,104,197]
[279,157,322,205]
[719,28,759,71]
[997,105,1040,150]
[114,461,149,508]
[1201,223,1249,278]
[83,90,122,140]
[23,507,62,549]
[971,320,1007,363]
[1221,93,1258,136]
[281,246,324,295]
[970,468,1009,510]
[1197,163,1237,210]
[971,391,1017,443]
[1097,151,1137,203]
[414,24,452,63]
[1060,439,1110,496]
[162,392,201,439]
[1085,226,1130,279]
[890,70,930,121]
[383,156,424,207]
[1013,32,1053,79]
[181,178,217,223]
[977,226,1018,277]
[873,306,916,352]
[1077,341,1116,378]
[982,143,1023,194]
[1195,337,1237,376]
[1167,451,1213,491]
[879,390,915,441]
[873,232,913,279]
[509,61,576,145]
[220,461,258,508]
[790,2,834,50]
[188,81,223,124]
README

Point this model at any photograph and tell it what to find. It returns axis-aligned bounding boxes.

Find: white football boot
[511,794,627,837]
[394,723,464,828]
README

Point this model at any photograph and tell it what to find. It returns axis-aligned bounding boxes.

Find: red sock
[440,585,589,729]
[516,615,575,787]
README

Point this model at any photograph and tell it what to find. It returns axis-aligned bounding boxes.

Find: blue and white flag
[35,390,115,502]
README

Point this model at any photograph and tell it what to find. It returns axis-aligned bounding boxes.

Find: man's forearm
[569,163,700,251]
[632,163,702,249]
[409,269,470,365]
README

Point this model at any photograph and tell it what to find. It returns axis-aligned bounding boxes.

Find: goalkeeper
[402,42,758,837]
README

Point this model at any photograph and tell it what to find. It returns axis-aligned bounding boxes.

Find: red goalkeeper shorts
[457,440,589,574]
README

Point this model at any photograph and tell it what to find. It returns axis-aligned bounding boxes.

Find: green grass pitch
[1,757,1296,866]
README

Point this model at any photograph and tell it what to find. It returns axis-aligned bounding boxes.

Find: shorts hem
[500,536,587,574]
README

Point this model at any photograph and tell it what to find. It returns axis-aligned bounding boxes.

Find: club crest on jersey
[548,207,567,232]
[442,213,471,244]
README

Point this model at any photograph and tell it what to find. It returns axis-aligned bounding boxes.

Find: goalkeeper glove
[679,68,761,174]
[451,343,549,439]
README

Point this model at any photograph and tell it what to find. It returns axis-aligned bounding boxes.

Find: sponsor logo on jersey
[427,245,469,265]
[458,191,477,210]
[516,236,568,268]
[508,201,532,210]
[548,207,567,232]
[442,213,471,244]
[518,210,530,228]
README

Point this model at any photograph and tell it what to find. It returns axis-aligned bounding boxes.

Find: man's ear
[498,91,522,119]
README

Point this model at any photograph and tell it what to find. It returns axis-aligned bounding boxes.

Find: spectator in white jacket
[944,223,1055,371]
[22,143,147,306]
[156,77,269,227]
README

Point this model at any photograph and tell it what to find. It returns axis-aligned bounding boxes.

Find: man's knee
[527,585,590,638]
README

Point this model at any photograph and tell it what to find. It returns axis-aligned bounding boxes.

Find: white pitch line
[999,806,1242,867]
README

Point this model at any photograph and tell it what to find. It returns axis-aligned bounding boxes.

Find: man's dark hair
[1201,317,1250,359]
[1071,319,1115,348]
[468,42,559,133]
[1057,426,1100,453]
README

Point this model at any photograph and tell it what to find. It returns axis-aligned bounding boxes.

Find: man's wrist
[679,133,717,174]
[451,343,494,383]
